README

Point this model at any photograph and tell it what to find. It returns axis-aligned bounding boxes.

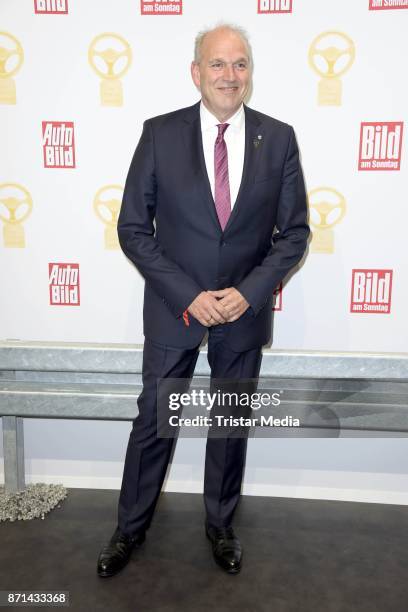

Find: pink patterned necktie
[214,123,231,231]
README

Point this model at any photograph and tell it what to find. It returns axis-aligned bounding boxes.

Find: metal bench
[1,340,408,494]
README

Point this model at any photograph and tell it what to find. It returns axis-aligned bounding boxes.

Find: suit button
[220,240,227,246]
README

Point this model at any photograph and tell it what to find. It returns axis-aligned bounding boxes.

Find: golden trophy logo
[0,32,24,105]
[308,187,346,254]
[0,183,33,248]
[93,185,123,249]
[308,31,355,106]
[88,33,132,106]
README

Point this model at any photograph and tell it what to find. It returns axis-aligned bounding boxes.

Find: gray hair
[193,23,253,69]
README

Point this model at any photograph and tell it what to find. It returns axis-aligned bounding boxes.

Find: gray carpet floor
[1,489,408,612]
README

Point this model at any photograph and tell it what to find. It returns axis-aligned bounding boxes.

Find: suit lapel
[181,102,264,235]
[181,102,222,234]
[223,105,263,235]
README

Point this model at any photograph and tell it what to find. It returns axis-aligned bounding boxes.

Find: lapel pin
[253,134,263,148]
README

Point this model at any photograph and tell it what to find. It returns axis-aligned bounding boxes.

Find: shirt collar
[200,101,244,132]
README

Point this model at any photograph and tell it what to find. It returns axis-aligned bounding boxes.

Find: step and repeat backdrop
[1,0,407,351]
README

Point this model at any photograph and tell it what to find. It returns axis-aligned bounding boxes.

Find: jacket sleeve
[117,119,203,318]
[236,126,310,316]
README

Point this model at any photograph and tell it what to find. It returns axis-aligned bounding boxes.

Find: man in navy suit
[97,23,309,577]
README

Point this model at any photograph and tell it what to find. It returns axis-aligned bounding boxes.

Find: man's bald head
[191,23,253,122]
[194,24,253,70]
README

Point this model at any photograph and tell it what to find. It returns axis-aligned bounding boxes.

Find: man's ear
[191,61,200,90]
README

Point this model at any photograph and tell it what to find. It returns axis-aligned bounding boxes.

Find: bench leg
[2,416,25,493]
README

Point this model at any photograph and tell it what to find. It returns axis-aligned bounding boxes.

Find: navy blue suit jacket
[117,101,310,351]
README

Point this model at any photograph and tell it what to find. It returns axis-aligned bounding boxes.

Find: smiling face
[191,27,252,123]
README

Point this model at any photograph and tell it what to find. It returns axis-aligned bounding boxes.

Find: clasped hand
[187,288,250,327]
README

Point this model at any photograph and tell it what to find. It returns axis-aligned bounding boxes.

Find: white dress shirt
[199,101,245,209]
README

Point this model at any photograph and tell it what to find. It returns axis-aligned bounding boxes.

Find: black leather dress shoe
[205,522,243,574]
[97,526,145,577]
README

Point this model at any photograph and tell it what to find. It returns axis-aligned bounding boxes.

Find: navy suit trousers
[117,323,263,536]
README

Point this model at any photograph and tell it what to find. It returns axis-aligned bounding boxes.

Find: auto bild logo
[369,0,408,10]
[34,0,68,13]
[350,269,393,314]
[141,0,182,15]
[42,121,75,168]
[358,122,403,170]
[49,263,80,305]
[258,0,293,12]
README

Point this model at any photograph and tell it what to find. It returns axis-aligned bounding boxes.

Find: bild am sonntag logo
[258,0,293,12]
[358,122,403,170]
[34,0,68,13]
[350,269,393,314]
[369,0,408,10]
[141,0,182,15]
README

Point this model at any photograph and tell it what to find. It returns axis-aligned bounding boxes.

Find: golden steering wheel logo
[0,32,24,105]
[308,187,346,254]
[0,183,33,248]
[88,33,132,106]
[308,31,355,106]
[93,185,123,249]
